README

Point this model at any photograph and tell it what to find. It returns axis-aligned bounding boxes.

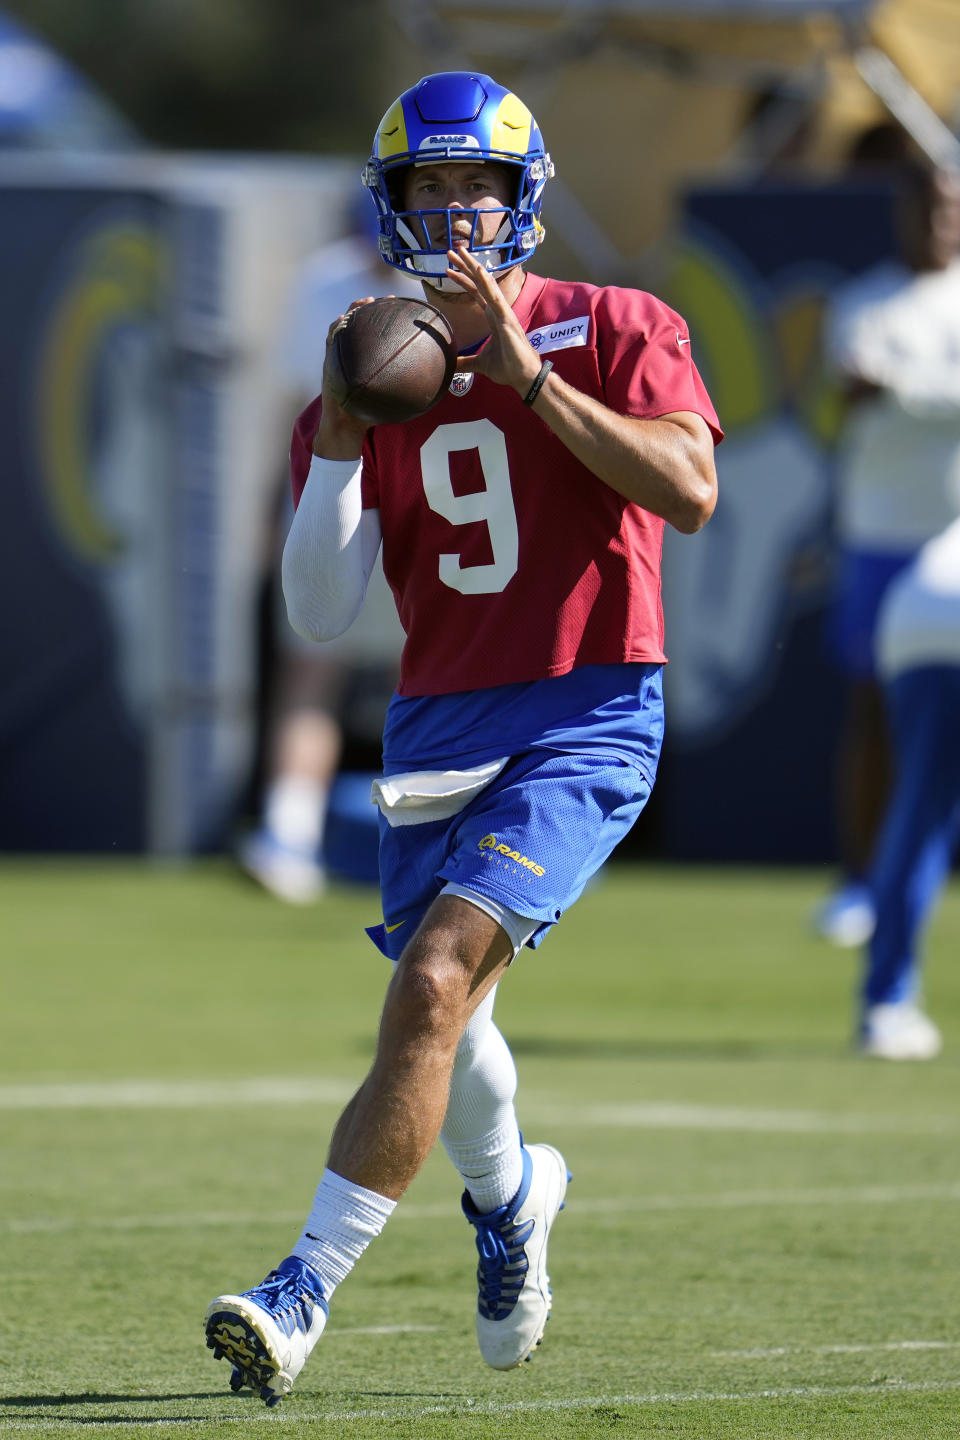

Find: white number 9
[420,419,519,595]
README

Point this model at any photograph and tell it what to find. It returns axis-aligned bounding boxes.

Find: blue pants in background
[864,667,960,1009]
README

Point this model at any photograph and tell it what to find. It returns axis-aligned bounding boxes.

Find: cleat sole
[204,1259,327,1408]
[205,1312,287,1404]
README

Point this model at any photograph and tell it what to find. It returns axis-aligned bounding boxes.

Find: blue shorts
[828,548,914,678]
[368,749,653,961]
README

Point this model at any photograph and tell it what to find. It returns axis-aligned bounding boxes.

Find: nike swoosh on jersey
[676,331,691,346]
[385,921,406,933]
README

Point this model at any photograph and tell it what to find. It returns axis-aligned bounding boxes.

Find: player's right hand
[445,248,544,400]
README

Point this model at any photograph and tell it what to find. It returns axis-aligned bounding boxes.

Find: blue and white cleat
[205,1256,328,1407]
[462,1142,569,1370]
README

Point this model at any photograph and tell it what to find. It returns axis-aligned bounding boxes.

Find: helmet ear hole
[384,166,409,211]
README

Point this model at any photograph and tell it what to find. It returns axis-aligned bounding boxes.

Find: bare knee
[389,943,469,1046]
[386,898,513,1047]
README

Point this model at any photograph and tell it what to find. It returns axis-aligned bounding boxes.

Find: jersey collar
[510,271,548,331]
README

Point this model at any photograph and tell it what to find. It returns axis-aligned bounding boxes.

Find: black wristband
[522,358,553,406]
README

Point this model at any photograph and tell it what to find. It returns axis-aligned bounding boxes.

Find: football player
[206,70,721,1405]
[859,513,960,1059]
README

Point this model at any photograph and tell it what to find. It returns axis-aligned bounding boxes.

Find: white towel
[371,758,509,828]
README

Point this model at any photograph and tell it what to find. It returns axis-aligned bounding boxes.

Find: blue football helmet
[362,71,554,292]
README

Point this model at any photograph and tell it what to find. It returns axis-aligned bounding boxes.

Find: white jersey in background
[826,258,960,551]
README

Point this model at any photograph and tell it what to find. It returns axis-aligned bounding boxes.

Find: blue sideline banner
[0,183,164,851]
[0,158,345,855]
[656,180,898,862]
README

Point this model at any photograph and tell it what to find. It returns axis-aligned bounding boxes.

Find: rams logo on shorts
[478,833,546,877]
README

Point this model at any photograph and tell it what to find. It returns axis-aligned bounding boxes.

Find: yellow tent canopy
[395,0,960,276]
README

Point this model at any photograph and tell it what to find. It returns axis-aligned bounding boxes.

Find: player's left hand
[445,247,544,399]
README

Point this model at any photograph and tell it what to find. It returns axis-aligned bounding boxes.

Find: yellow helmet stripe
[489,92,532,155]
[375,97,409,161]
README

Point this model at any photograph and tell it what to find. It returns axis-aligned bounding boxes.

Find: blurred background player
[858,514,960,1059]
[238,197,419,902]
[815,158,960,945]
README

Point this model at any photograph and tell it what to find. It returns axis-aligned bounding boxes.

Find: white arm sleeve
[281,454,383,641]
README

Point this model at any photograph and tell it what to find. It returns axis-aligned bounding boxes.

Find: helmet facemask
[365,157,545,291]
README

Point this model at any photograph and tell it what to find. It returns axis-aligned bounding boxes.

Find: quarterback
[205,70,721,1405]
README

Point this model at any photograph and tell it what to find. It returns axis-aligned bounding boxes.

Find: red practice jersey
[291,272,721,696]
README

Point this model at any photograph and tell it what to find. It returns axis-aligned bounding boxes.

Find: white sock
[440,986,525,1214]
[292,1168,396,1296]
[443,1118,525,1214]
[264,776,327,854]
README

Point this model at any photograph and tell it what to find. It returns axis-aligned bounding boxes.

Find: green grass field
[1,858,959,1439]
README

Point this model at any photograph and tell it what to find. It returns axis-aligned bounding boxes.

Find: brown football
[327,296,458,426]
